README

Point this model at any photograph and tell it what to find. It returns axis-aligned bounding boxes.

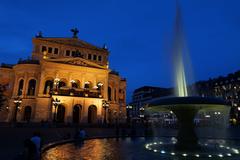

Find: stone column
[22,72,28,96]
[38,71,45,96]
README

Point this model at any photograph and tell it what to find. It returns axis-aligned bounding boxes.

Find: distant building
[0,30,126,124]
[130,71,240,122]
[194,71,240,122]
[130,86,172,117]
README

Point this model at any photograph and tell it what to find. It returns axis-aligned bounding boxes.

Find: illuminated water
[42,137,240,160]
[173,1,188,97]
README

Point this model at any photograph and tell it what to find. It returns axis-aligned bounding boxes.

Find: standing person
[30,132,41,160]
[79,128,86,142]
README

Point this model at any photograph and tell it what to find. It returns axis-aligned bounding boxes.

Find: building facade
[130,86,171,118]
[0,31,126,124]
[193,71,240,123]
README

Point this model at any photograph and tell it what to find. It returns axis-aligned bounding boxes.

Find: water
[173,2,188,97]
[42,137,240,160]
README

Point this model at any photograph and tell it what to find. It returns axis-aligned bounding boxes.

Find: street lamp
[13,96,22,123]
[126,105,133,123]
[139,107,145,117]
[102,100,110,124]
[52,98,61,122]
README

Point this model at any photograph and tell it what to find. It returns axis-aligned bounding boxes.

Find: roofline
[33,37,109,53]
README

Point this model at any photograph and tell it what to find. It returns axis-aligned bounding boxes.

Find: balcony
[52,87,102,98]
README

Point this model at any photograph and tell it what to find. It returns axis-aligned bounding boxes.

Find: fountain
[146,1,231,156]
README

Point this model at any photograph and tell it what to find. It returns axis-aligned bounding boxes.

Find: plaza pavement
[0,123,240,160]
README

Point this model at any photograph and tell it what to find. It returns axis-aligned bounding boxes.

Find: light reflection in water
[42,138,240,160]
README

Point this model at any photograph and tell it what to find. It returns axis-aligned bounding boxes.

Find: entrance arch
[23,106,32,122]
[56,105,65,123]
[72,104,82,123]
[88,105,97,124]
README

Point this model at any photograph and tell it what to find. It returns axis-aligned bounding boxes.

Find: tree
[0,84,7,111]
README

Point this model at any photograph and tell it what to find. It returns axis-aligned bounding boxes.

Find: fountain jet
[173,1,188,97]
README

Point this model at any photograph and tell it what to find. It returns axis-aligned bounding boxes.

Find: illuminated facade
[0,31,126,124]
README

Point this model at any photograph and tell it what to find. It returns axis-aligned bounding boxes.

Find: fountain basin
[146,96,231,151]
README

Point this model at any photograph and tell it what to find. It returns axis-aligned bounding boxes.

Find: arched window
[97,82,103,91]
[17,79,24,96]
[58,81,66,88]
[84,81,91,89]
[23,106,32,122]
[108,87,112,101]
[44,80,53,94]
[71,80,80,88]
[27,79,36,96]
[56,105,65,123]
[73,104,82,123]
[88,105,97,123]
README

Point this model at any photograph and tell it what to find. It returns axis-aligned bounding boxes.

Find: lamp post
[139,107,145,123]
[102,100,110,124]
[13,96,22,123]
[52,98,61,122]
[126,105,133,123]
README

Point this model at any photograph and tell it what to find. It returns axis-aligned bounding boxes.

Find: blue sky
[1,0,240,102]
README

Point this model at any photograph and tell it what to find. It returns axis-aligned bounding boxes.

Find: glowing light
[218,154,223,158]
[176,59,188,97]
[154,142,157,145]
[227,153,232,156]
[93,86,98,89]
[232,149,239,154]
[153,150,157,152]
[182,153,187,157]
[70,80,76,83]
[160,150,165,154]
[145,145,149,149]
[219,145,224,148]
[195,154,200,157]
[208,155,212,158]
[171,152,175,155]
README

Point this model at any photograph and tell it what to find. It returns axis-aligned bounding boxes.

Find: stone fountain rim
[148,96,229,106]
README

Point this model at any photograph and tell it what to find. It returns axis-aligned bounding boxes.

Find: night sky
[1,0,240,102]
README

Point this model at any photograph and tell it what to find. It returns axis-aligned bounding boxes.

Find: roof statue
[35,31,43,38]
[70,28,79,38]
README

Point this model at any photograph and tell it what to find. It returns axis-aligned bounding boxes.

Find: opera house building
[0,31,126,124]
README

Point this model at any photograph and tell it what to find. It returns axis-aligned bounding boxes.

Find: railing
[52,87,102,98]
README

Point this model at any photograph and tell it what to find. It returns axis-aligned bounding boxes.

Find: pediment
[45,57,106,69]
